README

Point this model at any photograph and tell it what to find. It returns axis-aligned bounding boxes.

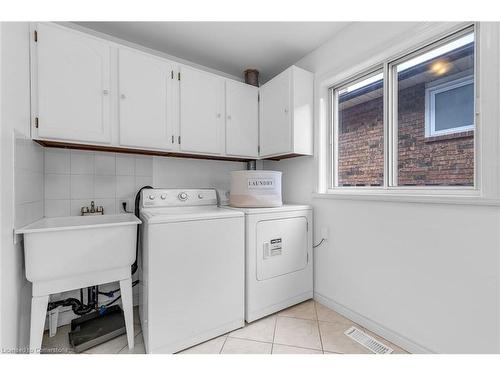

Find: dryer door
[256,216,308,281]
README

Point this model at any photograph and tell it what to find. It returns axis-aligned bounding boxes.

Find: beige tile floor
[41,301,408,354]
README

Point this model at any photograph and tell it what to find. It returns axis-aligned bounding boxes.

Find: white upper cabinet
[225,81,259,158]
[118,48,175,151]
[30,24,314,161]
[179,65,225,155]
[32,23,112,144]
[259,66,314,158]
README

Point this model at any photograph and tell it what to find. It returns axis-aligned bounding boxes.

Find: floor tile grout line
[271,342,323,353]
[219,335,229,354]
[270,315,278,354]
[114,330,143,354]
[314,301,325,354]
[226,336,274,345]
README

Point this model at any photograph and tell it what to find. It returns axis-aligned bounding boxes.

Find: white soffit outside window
[397,33,474,72]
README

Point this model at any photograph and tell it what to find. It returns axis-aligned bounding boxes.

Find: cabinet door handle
[284,108,289,113]
[102,89,109,96]
[171,135,174,144]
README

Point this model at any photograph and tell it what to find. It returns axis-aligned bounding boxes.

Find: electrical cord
[313,238,326,248]
[122,202,134,213]
[132,186,152,275]
[104,280,140,307]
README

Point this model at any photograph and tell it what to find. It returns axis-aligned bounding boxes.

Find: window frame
[424,74,475,138]
[325,23,479,197]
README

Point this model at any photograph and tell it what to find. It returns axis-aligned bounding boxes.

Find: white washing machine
[227,205,313,322]
[139,188,245,353]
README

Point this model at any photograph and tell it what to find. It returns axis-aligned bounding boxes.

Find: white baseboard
[314,292,434,354]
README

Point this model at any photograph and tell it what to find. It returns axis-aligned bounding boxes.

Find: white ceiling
[75,22,349,82]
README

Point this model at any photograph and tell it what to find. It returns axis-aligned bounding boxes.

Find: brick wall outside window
[338,83,474,186]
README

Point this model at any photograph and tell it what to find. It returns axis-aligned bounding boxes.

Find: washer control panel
[141,188,218,207]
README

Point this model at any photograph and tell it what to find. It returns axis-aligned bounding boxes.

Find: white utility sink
[15,213,141,353]
[16,214,141,284]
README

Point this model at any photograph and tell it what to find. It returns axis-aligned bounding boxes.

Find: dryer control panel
[141,188,218,208]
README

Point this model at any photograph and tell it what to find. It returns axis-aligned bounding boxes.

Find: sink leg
[30,294,49,354]
[48,306,60,337]
[120,278,134,350]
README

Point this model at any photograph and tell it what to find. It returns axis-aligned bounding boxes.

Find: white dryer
[227,205,313,322]
[139,188,245,353]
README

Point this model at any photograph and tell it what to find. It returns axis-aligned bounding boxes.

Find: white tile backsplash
[45,173,70,200]
[94,175,116,198]
[44,148,70,174]
[94,153,116,175]
[70,174,94,199]
[116,175,136,199]
[70,150,94,174]
[135,156,153,177]
[44,149,153,217]
[44,199,70,218]
[116,154,135,176]
[14,134,44,228]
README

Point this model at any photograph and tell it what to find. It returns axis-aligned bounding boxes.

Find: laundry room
[1,1,500,374]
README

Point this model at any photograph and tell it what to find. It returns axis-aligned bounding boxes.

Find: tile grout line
[271,342,323,353]
[314,301,325,354]
[271,315,278,354]
[115,330,143,354]
[219,335,229,354]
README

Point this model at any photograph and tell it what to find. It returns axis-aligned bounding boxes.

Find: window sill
[424,130,474,143]
[312,190,500,206]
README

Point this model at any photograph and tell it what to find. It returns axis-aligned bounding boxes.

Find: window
[394,30,475,186]
[329,26,476,191]
[425,75,474,137]
[332,71,384,187]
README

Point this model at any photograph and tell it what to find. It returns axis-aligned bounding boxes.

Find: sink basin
[16,214,141,284]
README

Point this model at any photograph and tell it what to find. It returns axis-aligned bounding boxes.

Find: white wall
[0,22,35,353]
[265,22,500,353]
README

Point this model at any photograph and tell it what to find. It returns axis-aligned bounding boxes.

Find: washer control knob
[178,192,188,201]
[148,195,155,200]
[160,194,167,200]
[198,193,203,199]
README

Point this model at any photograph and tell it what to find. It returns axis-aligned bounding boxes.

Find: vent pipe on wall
[246,161,256,170]
[244,68,259,171]
[244,69,259,87]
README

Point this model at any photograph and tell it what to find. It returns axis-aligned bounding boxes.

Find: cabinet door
[225,81,259,158]
[179,66,224,154]
[259,70,291,157]
[118,48,175,150]
[34,23,111,144]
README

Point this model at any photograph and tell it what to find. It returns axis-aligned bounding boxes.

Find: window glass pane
[434,83,474,131]
[336,72,384,187]
[396,31,475,186]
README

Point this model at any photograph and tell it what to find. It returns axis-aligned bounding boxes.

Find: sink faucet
[81,201,104,216]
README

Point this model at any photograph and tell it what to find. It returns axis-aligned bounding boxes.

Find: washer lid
[225,204,311,215]
[140,206,243,224]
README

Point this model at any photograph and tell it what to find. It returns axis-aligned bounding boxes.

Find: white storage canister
[229,170,282,208]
